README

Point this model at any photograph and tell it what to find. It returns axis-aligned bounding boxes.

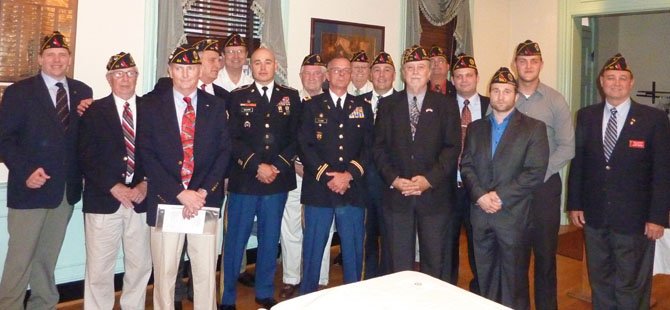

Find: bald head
[251,47,277,84]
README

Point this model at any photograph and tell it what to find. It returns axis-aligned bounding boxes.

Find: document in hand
[155,204,220,235]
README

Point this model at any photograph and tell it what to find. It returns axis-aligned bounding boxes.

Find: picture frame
[310,18,385,64]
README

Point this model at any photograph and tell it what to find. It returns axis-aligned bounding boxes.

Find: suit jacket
[460,109,549,225]
[138,88,231,226]
[79,94,147,214]
[567,101,670,234]
[148,77,231,111]
[447,94,490,119]
[227,83,301,195]
[0,73,92,209]
[299,92,373,207]
[373,90,461,215]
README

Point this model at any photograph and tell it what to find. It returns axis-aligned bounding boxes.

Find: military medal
[244,121,251,128]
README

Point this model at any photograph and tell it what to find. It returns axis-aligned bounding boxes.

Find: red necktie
[122,102,135,176]
[201,84,207,91]
[181,97,196,187]
[459,99,472,164]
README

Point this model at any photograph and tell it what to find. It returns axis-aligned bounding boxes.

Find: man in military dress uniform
[221,47,301,310]
[279,54,334,299]
[298,56,374,295]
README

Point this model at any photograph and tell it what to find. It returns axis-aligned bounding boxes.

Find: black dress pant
[584,224,655,310]
[442,183,479,291]
[529,173,561,310]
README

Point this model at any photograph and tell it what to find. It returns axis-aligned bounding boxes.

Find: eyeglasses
[328,68,352,75]
[224,49,246,55]
[109,71,139,79]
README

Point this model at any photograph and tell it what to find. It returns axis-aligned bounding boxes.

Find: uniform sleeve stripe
[316,163,329,181]
[242,153,255,169]
[278,155,291,167]
[350,160,364,176]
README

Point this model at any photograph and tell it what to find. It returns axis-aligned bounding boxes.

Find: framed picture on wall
[310,18,385,64]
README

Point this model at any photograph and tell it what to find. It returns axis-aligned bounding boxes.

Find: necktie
[200,83,207,92]
[434,83,442,94]
[55,82,69,130]
[181,97,196,187]
[375,95,382,115]
[122,102,135,176]
[409,96,420,140]
[459,99,472,163]
[336,98,342,110]
[261,86,269,104]
[603,107,618,162]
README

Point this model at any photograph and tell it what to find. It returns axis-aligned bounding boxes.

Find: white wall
[472,0,560,95]
[283,0,404,89]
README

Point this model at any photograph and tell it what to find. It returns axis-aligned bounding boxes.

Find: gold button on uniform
[123,156,128,161]
[265,145,270,150]
[339,146,343,150]
[605,165,611,170]
[339,134,343,139]
[339,157,343,162]
[178,160,183,165]
[339,124,343,128]
[265,124,270,128]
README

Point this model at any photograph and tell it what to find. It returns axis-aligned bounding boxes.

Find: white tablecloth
[273,271,511,310]
[654,229,670,275]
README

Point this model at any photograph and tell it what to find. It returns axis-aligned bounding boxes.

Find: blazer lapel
[160,90,183,155]
[395,92,413,144]
[100,95,125,147]
[33,75,62,128]
[194,90,212,165]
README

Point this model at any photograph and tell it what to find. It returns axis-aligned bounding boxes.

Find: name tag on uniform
[315,117,328,124]
[241,107,254,113]
[240,102,256,114]
[349,106,365,119]
[629,140,645,149]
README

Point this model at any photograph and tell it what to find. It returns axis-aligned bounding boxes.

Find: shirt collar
[372,88,394,98]
[329,90,347,104]
[255,80,275,93]
[605,97,632,114]
[41,71,67,88]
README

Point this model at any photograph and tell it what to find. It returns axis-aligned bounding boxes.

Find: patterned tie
[261,86,269,104]
[459,99,472,163]
[409,96,420,140]
[55,82,69,130]
[336,98,342,110]
[181,97,196,187]
[122,102,135,176]
[603,107,618,162]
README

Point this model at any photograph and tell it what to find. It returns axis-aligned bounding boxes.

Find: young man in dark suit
[298,56,373,295]
[442,53,490,290]
[460,67,549,310]
[138,46,230,310]
[373,45,461,279]
[0,31,92,309]
[568,54,670,309]
[78,52,152,309]
[221,47,301,310]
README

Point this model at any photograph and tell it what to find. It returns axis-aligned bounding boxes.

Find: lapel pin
[426,108,434,112]
[629,118,636,125]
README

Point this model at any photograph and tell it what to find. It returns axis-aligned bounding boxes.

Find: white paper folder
[155,204,220,235]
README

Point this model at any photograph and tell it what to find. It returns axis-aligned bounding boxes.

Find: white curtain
[155,1,190,78]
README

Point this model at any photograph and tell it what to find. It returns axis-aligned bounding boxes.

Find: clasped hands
[476,191,502,213]
[256,163,280,184]
[392,176,431,196]
[177,188,208,219]
[326,171,353,195]
[110,181,148,209]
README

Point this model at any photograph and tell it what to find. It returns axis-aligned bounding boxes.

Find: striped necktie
[181,97,196,187]
[459,99,472,163]
[409,96,420,140]
[55,82,69,130]
[122,102,135,176]
[603,107,618,162]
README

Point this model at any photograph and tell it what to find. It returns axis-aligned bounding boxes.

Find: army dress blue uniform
[222,81,301,305]
[298,92,373,294]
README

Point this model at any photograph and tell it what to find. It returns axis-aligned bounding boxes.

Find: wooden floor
[58,230,670,310]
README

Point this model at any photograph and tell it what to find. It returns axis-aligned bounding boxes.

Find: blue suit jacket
[0,73,92,209]
[138,88,231,226]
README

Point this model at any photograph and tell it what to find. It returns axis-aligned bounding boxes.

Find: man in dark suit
[0,31,92,309]
[460,67,549,310]
[442,53,489,290]
[427,45,456,97]
[567,54,670,309]
[359,51,396,279]
[373,45,461,279]
[221,47,301,310]
[298,56,373,295]
[138,46,230,310]
[78,52,152,309]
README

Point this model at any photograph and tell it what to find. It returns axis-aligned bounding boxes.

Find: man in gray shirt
[513,40,575,310]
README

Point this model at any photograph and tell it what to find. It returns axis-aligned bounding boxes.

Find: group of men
[0,29,668,310]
